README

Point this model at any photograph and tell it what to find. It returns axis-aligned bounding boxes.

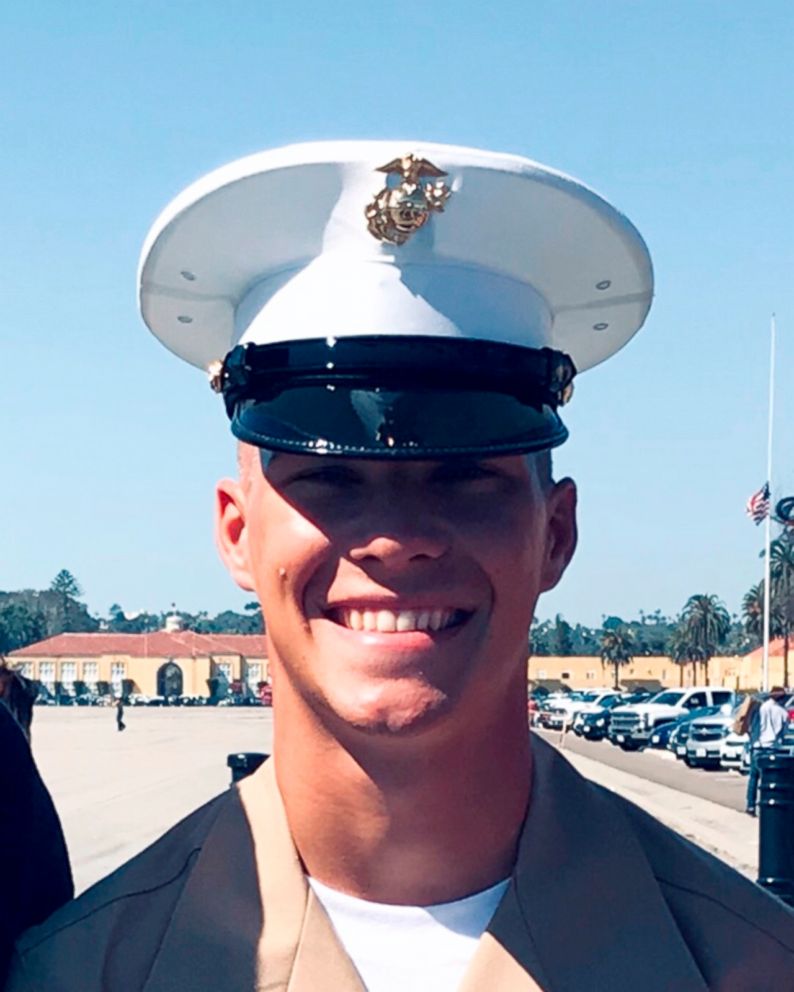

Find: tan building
[9,633,788,700]
[8,630,268,700]
[528,645,789,693]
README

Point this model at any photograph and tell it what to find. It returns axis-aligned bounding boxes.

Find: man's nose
[347,508,450,567]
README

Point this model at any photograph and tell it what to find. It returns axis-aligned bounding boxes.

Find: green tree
[668,623,705,686]
[600,626,635,689]
[680,594,731,683]
[50,570,82,599]
[529,617,553,656]
[550,614,574,656]
[741,582,780,646]
[0,603,46,653]
[769,532,794,686]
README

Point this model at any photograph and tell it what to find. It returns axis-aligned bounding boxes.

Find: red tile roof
[9,631,267,658]
[743,638,787,663]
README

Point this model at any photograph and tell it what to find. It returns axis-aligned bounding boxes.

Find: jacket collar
[487,737,708,991]
[144,739,708,992]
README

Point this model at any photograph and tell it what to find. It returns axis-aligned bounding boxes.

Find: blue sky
[2,2,792,627]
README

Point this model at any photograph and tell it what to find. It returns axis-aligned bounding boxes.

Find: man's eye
[289,467,363,487]
[431,463,499,484]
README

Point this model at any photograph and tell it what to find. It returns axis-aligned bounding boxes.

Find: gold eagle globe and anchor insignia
[365,154,452,245]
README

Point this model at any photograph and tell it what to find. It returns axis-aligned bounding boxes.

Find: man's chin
[325,681,455,738]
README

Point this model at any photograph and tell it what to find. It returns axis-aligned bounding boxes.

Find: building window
[110,662,126,696]
[561,671,571,680]
[60,661,77,694]
[39,661,56,694]
[15,661,34,679]
[83,661,99,689]
[661,669,667,680]
[586,670,596,681]
[217,662,233,683]
[246,662,261,691]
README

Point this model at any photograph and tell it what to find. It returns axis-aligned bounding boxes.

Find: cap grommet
[595,280,611,290]
[177,315,194,324]
[593,322,609,331]
[180,270,197,282]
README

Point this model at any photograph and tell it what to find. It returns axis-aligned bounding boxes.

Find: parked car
[648,707,720,751]
[720,730,749,771]
[685,710,734,769]
[535,692,581,730]
[667,707,725,759]
[647,719,682,749]
[545,689,617,730]
[568,690,623,729]
[572,693,640,738]
[609,687,735,751]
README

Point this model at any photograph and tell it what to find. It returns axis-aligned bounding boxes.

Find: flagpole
[762,314,776,692]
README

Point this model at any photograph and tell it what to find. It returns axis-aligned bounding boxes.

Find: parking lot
[28,706,757,895]
[534,728,749,811]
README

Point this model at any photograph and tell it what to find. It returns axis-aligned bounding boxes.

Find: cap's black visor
[220,337,575,459]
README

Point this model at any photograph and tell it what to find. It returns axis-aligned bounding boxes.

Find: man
[7,142,794,990]
[746,686,791,815]
[0,695,73,987]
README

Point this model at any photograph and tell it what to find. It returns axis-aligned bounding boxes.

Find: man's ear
[539,478,578,593]
[215,478,256,591]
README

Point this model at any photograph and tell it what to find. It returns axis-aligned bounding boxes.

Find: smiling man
[8,142,794,990]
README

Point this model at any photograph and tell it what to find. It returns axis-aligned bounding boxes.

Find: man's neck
[272,691,531,907]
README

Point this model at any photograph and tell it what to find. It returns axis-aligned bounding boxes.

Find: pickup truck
[608,687,735,750]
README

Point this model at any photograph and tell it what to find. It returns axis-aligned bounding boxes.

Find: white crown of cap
[138,141,653,373]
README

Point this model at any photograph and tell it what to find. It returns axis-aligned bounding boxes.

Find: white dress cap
[138,140,653,374]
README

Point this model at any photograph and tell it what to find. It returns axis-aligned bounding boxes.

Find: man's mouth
[326,607,471,633]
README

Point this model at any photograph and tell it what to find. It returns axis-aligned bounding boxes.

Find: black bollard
[757,751,794,908]
[227,751,269,785]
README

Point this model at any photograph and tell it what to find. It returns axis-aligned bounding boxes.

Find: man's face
[217,449,576,739]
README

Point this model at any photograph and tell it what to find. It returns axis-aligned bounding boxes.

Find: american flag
[746,483,771,525]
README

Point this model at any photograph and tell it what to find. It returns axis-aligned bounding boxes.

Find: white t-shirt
[308,876,510,992]
[757,697,789,746]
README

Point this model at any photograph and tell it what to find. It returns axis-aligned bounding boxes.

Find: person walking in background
[746,686,790,815]
[115,697,125,733]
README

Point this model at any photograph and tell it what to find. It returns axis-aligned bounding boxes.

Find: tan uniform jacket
[7,737,794,991]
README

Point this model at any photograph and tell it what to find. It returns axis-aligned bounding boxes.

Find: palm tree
[668,624,705,686]
[600,626,635,690]
[769,533,794,687]
[680,594,731,683]
[741,581,783,644]
[742,583,765,643]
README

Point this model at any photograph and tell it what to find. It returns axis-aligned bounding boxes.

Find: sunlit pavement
[30,706,274,894]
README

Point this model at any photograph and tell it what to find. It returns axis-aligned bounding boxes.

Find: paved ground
[29,707,759,895]
[538,736,758,878]
[31,706,274,893]
[534,728,749,810]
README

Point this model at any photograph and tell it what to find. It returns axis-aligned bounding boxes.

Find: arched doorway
[157,661,183,699]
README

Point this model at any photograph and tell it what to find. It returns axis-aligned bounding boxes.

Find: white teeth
[396,612,416,632]
[376,610,397,632]
[339,608,460,633]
